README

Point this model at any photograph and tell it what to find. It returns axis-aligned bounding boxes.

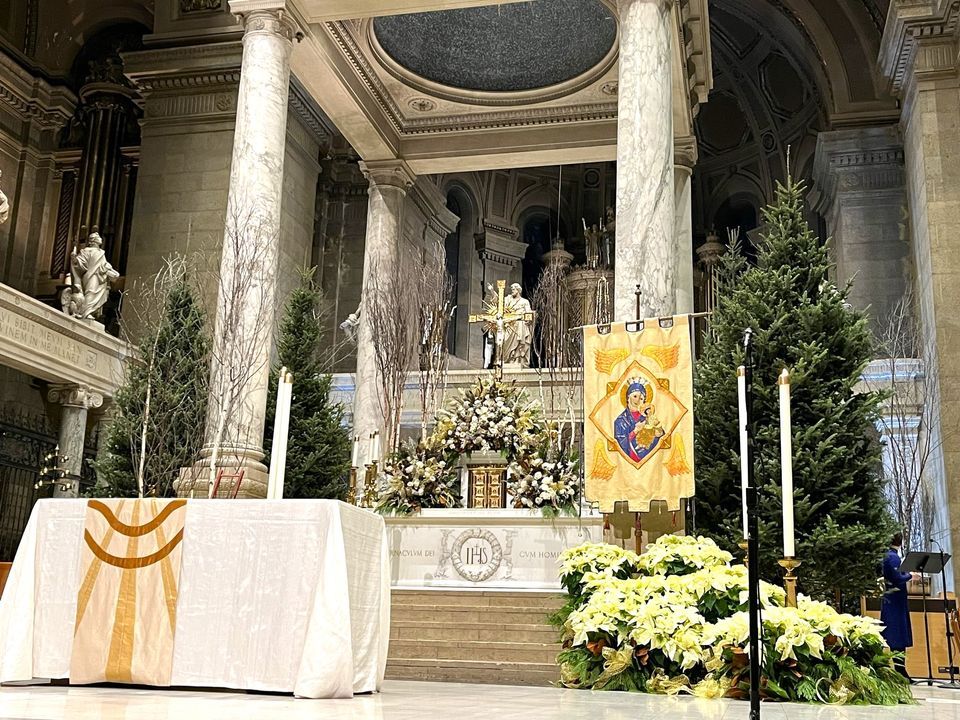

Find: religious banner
[583,315,695,512]
[70,498,187,686]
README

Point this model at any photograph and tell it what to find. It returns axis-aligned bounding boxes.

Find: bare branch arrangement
[201,200,279,497]
[866,291,946,552]
[531,258,582,450]
[415,241,455,441]
[366,252,419,456]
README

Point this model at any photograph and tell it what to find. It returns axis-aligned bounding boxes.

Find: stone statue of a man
[62,231,119,321]
[0,170,9,226]
[502,282,534,367]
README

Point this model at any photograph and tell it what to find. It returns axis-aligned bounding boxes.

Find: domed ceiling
[372,0,617,93]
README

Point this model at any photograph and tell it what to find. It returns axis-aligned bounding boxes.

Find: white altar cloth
[0,499,390,699]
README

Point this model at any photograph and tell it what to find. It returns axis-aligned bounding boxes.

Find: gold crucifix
[468,280,534,381]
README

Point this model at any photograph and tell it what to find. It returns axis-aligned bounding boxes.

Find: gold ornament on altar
[469,280,535,378]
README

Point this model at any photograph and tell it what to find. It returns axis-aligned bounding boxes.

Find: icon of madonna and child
[613,377,666,463]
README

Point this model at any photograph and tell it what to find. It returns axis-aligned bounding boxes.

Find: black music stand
[901,552,949,685]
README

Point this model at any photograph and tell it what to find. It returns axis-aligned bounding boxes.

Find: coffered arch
[692,0,896,243]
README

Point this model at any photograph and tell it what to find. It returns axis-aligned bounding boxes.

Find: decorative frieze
[0,53,75,130]
[810,126,906,215]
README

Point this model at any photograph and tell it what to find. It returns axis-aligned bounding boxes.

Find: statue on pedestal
[469,280,535,377]
[501,283,534,367]
[339,307,361,344]
[583,222,601,269]
[61,230,120,321]
[0,170,9,226]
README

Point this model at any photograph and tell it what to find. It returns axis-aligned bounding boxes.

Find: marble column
[47,384,103,498]
[615,0,675,321]
[674,137,697,314]
[353,160,416,466]
[192,1,299,498]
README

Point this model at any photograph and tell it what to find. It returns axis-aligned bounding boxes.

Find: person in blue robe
[881,532,916,680]
[613,380,664,462]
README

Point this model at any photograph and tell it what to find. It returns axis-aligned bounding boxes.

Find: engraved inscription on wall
[0,307,101,374]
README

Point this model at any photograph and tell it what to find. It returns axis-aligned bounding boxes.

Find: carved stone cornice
[0,51,76,130]
[322,18,623,138]
[879,0,960,96]
[48,384,104,410]
[289,76,333,146]
[481,219,519,241]
[124,42,243,126]
[810,126,905,214]
[677,0,713,112]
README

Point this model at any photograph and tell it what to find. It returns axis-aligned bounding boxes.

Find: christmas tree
[263,269,351,499]
[694,177,891,605]
[92,268,210,497]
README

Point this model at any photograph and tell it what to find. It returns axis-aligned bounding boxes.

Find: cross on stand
[468,279,534,381]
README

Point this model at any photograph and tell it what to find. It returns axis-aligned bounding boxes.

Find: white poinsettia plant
[552,535,911,705]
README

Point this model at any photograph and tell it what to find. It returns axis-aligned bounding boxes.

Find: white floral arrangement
[375,440,460,515]
[507,447,580,516]
[433,378,543,458]
[553,535,911,705]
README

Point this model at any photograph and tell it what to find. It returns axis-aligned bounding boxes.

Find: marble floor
[0,680,956,720]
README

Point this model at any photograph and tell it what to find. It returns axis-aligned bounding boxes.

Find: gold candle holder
[360,462,379,509]
[739,540,749,567]
[346,467,358,505]
[778,557,801,608]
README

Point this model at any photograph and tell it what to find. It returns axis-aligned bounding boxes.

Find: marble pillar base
[177,454,269,499]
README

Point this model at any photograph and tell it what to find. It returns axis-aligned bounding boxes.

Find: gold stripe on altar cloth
[582,316,696,513]
[70,498,188,687]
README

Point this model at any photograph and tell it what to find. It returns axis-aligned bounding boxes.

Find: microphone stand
[743,329,761,720]
[931,538,960,689]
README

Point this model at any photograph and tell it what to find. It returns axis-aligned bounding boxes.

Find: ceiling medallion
[408,97,437,112]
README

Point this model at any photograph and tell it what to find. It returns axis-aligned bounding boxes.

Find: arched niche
[441,181,480,362]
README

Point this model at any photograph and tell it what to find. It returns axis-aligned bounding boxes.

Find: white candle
[267,368,293,500]
[779,369,795,558]
[737,366,748,540]
[351,434,360,468]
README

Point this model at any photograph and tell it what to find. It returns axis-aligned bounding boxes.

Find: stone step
[391,620,559,644]
[391,590,566,610]
[385,657,559,687]
[389,639,560,665]
[391,605,551,625]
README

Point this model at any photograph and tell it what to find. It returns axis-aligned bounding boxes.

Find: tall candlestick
[779,368,795,558]
[737,366,748,540]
